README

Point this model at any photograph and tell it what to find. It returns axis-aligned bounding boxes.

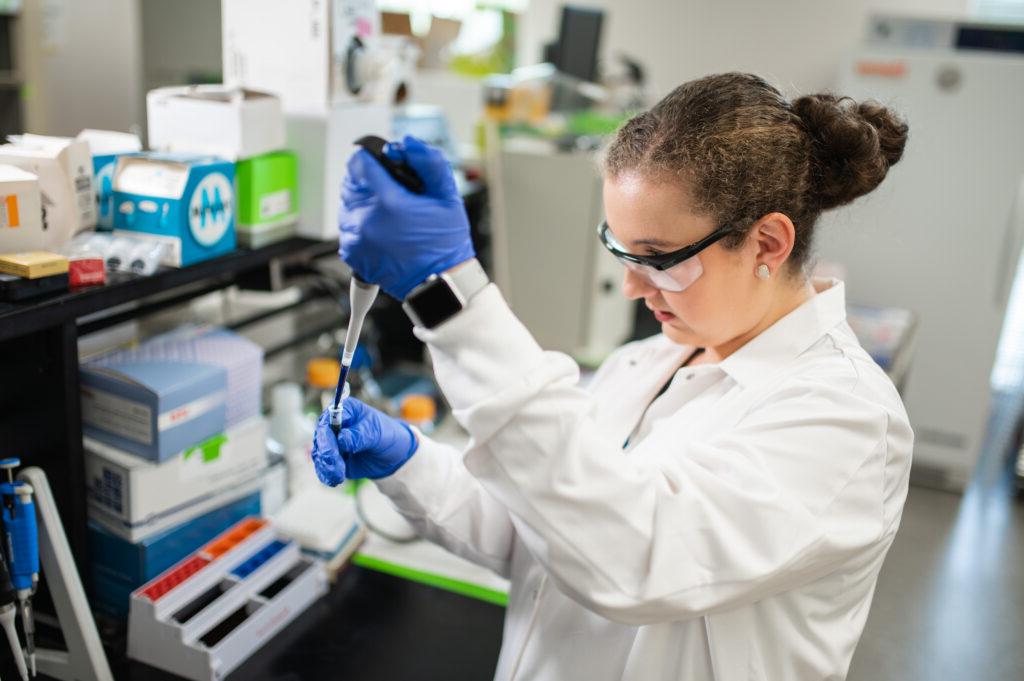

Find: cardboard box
[90,490,262,618]
[77,129,143,231]
[86,416,268,541]
[236,150,299,248]
[0,165,44,253]
[287,103,390,240]
[134,325,264,429]
[222,0,382,111]
[147,86,285,162]
[112,153,237,267]
[0,251,68,278]
[80,353,228,463]
[0,134,97,249]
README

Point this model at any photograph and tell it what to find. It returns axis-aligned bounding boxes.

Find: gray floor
[848,393,1024,680]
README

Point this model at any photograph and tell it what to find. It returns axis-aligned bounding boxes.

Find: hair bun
[792,94,909,210]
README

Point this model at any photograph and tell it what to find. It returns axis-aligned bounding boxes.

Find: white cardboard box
[222,0,382,112]
[147,85,285,162]
[287,102,390,240]
[0,164,44,253]
[85,417,268,542]
[0,135,97,250]
[77,129,143,157]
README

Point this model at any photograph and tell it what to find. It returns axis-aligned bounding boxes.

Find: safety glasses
[597,221,734,292]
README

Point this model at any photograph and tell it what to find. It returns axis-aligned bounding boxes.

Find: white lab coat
[376,278,912,681]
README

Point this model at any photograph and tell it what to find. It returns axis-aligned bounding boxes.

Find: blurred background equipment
[819,13,1024,491]
[488,139,634,364]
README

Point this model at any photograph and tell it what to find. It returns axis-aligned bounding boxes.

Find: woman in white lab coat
[312,72,914,681]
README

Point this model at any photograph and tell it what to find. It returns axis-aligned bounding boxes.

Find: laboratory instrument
[128,518,327,681]
[329,135,426,433]
[1,458,38,678]
[819,14,1024,490]
[0,543,29,681]
[16,466,113,681]
[487,143,635,361]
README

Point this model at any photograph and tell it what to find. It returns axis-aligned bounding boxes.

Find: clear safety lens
[619,255,704,292]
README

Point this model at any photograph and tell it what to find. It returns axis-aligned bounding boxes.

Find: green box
[235,150,299,248]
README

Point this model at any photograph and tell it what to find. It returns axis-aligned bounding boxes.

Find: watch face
[408,279,463,328]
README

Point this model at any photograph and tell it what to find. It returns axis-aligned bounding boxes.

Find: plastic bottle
[269,382,316,495]
[400,394,437,435]
[305,358,340,414]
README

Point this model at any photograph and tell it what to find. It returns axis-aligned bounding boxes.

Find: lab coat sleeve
[414,285,903,625]
[374,433,516,579]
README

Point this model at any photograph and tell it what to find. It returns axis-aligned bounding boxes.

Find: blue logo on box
[189,173,233,247]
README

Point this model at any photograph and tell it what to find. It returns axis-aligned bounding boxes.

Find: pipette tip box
[128,517,327,681]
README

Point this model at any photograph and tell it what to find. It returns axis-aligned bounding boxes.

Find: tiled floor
[848,392,1024,680]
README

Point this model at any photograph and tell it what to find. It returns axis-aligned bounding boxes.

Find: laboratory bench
[110,564,505,681]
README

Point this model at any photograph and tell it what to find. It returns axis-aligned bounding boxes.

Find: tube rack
[128,517,327,681]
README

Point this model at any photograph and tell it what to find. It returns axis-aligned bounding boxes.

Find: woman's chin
[661,321,699,346]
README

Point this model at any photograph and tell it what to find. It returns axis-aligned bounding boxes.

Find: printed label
[81,387,153,445]
[89,465,125,515]
[0,195,19,228]
[75,172,96,223]
[180,432,231,483]
[259,189,292,220]
[157,391,226,432]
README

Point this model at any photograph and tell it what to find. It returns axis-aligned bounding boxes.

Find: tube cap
[400,394,437,424]
[307,358,340,390]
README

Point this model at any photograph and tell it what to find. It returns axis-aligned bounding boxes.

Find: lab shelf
[0,237,339,579]
[0,237,337,342]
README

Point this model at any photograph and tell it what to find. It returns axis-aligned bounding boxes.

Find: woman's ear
[750,212,796,274]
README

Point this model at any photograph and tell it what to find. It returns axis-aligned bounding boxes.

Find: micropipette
[329,136,425,434]
[0,458,36,679]
[329,277,379,433]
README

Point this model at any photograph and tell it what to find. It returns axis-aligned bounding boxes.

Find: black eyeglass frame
[597,221,735,271]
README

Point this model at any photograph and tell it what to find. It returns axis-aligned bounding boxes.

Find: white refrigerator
[818,15,1024,490]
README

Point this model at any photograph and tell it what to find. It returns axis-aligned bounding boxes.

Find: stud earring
[756,264,771,280]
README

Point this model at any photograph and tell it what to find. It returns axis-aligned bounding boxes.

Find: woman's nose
[622,267,657,300]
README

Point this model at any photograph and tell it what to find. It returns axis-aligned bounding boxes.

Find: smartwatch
[402,258,490,329]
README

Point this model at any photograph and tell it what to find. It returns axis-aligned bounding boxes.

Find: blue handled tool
[1,458,38,678]
[0,542,29,681]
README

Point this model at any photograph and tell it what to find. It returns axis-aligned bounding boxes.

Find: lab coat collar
[718,279,847,389]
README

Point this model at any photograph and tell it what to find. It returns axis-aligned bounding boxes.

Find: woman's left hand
[338,135,475,300]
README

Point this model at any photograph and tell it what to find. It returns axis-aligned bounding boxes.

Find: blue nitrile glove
[311,398,419,487]
[339,135,474,300]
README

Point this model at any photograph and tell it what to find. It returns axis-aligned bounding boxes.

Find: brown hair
[602,72,909,271]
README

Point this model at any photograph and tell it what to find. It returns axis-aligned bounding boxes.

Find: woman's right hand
[338,135,475,300]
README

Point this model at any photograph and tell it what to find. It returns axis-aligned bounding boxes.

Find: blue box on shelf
[80,356,228,463]
[90,490,261,618]
[112,153,237,267]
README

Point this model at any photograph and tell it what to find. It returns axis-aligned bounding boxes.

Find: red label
[856,61,907,78]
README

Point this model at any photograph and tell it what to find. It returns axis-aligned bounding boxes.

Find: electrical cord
[354,481,420,544]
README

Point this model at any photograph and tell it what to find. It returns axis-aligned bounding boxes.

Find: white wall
[518,0,970,99]
[20,0,144,136]
[18,0,222,138]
